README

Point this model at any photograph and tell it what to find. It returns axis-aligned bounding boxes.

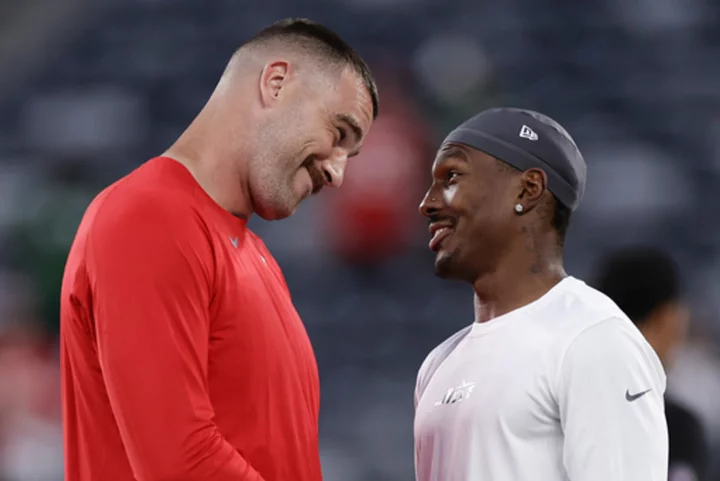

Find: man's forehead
[434,143,473,164]
[436,143,507,165]
[336,68,373,124]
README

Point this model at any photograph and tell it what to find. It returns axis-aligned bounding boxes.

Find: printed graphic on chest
[434,380,476,406]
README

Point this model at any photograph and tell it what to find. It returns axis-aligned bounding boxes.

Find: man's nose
[419,188,440,217]
[318,152,348,188]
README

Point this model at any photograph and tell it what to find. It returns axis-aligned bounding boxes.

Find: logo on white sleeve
[434,380,476,406]
[625,388,652,402]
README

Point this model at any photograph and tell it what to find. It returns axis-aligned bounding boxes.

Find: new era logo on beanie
[442,107,587,211]
[519,125,538,141]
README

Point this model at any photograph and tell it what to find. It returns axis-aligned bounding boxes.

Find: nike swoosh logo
[625,389,652,402]
[229,236,239,249]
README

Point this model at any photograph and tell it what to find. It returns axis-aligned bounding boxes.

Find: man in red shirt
[60,18,377,481]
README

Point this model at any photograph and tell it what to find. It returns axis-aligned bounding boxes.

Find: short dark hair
[244,18,378,119]
[593,247,682,326]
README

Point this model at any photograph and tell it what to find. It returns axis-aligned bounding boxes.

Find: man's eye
[447,171,459,182]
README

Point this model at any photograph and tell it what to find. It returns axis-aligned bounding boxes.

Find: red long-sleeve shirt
[60,156,322,481]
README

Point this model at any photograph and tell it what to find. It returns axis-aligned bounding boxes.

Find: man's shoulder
[542,277,637,340]
[416,326,472,393]
[553,283,650,360]
[541,279,662,377]
[84,160,199,235]
[558,277,628,320]
[421,327,472,367]
[64,161,211,274]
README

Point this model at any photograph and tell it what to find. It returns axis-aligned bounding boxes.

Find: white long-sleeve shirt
[414,277,668,481]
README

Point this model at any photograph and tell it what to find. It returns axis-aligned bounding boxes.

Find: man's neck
[472,247,566,323]
[164,114,254,219]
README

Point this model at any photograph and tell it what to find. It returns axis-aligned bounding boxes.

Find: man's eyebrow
[436,145,470,164]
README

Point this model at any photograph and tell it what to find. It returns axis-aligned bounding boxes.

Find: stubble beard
[251,151,301,221]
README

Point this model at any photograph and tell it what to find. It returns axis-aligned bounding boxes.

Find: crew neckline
[469,276,577,337]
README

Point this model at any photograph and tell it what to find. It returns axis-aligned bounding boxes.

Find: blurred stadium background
[1,0,720,479]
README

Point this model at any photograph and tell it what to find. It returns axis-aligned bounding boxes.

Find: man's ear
[259,60,291,108]
[516,168,548,213]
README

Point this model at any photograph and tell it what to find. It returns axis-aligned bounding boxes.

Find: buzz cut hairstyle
[240,18,379,119]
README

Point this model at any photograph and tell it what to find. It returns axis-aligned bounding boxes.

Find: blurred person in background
[414,108,668,481]
[0,324,62,481]
[0,271,62,481]
[60,18,376,481]
[594,246,709,481]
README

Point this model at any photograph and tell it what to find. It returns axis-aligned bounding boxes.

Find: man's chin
[258,210,294,221]
[433,251,455,279]
[255,199,297,221]
[434,249,476,283]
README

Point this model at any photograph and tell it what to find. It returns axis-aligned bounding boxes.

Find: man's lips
[428,222,454,252]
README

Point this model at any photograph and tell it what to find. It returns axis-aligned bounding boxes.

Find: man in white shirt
[414,107,668,481]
